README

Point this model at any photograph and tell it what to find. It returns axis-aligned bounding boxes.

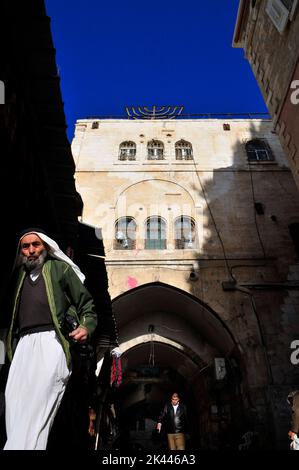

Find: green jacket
[6,258,97,367]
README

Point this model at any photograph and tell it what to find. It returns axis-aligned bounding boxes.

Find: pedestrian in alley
[2,228,97,450]
[156,392,189,450]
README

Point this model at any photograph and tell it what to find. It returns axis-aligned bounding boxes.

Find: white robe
[4,331,70,450]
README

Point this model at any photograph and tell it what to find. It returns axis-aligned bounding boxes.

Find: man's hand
[156,423,162,433]
[69,326,88,343]
[288,431,297,440]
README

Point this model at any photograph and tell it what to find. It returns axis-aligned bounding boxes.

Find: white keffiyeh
[17,231,85,283]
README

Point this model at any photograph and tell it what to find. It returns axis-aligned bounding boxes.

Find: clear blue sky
[45,0,268,141]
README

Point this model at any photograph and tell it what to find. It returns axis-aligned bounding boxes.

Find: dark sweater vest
[18,274,54,336]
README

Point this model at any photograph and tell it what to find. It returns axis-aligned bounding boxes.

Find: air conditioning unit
[266,0,290,33]
[115,231,128,248]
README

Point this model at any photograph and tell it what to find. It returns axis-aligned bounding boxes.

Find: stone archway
[104,282,247,450]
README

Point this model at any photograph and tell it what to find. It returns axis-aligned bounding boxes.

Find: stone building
[73,115,299,449]
[233,0,299,189]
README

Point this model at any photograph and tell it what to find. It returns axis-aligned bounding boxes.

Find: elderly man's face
[20,233,47,270]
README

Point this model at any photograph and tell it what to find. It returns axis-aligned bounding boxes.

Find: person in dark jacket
[156,392,188,450]
[3,228,97,450]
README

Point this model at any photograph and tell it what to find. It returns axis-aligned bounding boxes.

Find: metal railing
[86,112,271,121]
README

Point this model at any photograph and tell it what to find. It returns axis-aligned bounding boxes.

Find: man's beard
[20,250,48,271]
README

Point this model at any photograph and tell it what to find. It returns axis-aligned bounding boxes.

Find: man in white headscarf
[3,228,97,450]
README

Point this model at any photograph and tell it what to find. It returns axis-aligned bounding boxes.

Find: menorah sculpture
[125,105,184,120]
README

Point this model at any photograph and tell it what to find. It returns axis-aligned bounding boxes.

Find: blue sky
[45,0,268,141]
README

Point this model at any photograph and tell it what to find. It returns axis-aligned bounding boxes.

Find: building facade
[73,117,299,449]
[233,0,299,189]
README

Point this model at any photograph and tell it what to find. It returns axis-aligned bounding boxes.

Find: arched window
[175,140,193,160]
[147,140,164,160]
[174,216,196,249]
[119,141,136,161]
[245,139,274,162]
[114,217,137,250]
[145,217,167,249]
[91,121,99,129]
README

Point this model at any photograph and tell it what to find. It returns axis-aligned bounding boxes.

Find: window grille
[175,140,193,160]
[119,141,136,161]
[147,140,164,160]
[246,139,274,162]
[145,217,167,249]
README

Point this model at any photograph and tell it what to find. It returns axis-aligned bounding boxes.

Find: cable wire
[191,158,235,281]
[248,163,267,259]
